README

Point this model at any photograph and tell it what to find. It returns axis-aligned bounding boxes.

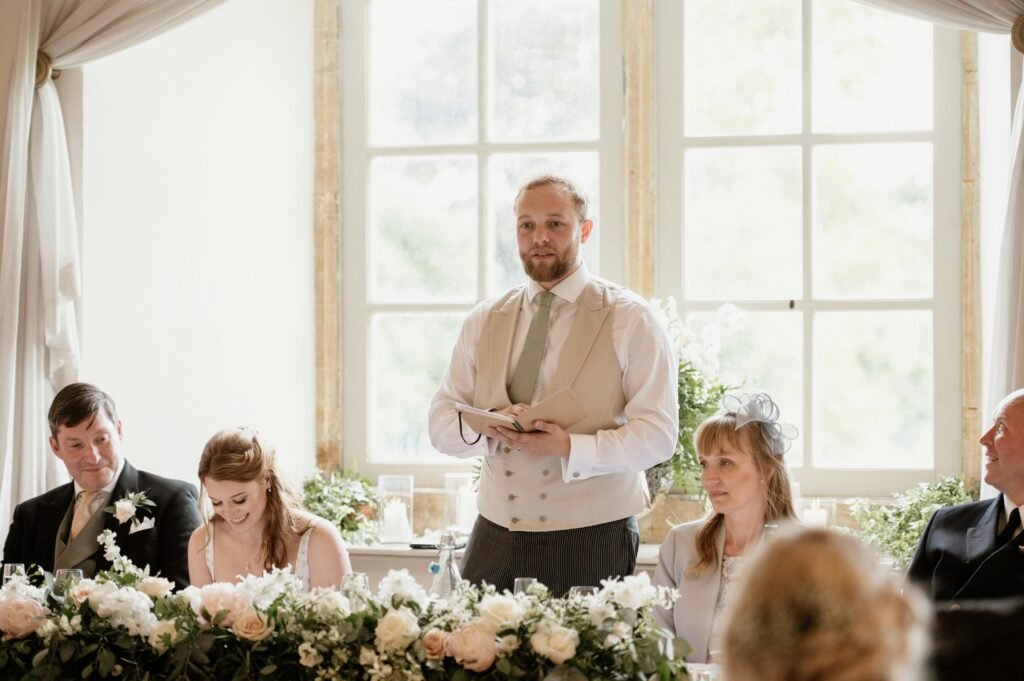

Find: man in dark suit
[907,388,1024,601]
[2,383,200,590]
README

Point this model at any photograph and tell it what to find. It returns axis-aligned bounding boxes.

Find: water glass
[569,585,598,597]
[513,577,537,595]
[2,563,25,585]
[342,572,371,610]
[51,569,83,604]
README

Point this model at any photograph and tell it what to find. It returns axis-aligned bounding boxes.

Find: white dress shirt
[428,264,678,483]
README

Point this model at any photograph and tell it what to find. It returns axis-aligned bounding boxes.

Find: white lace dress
[205,519,317,589]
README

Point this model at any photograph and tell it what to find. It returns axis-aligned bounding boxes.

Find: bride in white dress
[187,427,351,589]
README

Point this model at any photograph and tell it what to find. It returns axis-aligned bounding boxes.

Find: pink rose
[232,608,273,641]
[445,622,496,672]
[422,628,448,660]
[0,596,49,639]
[198,583,251,627]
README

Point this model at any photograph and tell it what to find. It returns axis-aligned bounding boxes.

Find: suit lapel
[548,282,611,394]
[965,496,1003,562]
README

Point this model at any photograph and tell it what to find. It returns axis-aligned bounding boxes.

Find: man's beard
[519,243,579,284]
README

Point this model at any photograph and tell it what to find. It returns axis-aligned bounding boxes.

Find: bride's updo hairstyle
[198,427,304,572]
[723,527,929,681]
[686,393,797,578]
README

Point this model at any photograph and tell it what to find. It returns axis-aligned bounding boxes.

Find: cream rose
[476,594,524,634]
[198,583,251,627]
[530,625,579,665]
[232,608,273,641]
[138,577,174,600]
[0,596,49,638]
[495,634,520,657]
[298,642,324,668]
[421,628,448,660]
[69,580,97,609]
[375,606,420,652]
[113,499,137,523]
[445,622,496,672]
[147,619,179,653]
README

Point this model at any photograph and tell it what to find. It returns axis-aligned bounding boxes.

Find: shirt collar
[73,454,125,498]
[525,261,590,305]
[1002,494,1022,523]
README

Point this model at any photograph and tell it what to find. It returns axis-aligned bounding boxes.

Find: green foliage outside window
[302,469,381,545]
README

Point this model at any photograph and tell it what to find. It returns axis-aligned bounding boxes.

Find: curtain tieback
[35,51,60,89]
[1014,17,1024,55]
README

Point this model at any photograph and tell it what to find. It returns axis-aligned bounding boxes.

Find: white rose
[359,646,378,666]
[603,573,657,610]
[198,583,251,627]
[445,622,496,672]
[313,589,351,618]
[0,596,50,638]
[69,580,97,609]
[476,594,524,634]
[232,608,273,641]
[113,499,137,523]
[374,606,420,652]
[138,577,174,600]
[148,619,179,653]
[495,634,520,657]
[298,642,323,668]
[530,625,579,665]
[86,581,119,613]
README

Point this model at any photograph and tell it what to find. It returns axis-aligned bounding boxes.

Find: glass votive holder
[513,577,537,595]
[799,498,837,528]
[444,472,478,535]
[378,475,414,543]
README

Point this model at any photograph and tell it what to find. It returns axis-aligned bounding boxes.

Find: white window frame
[653,1,963,496]
[339,0,625,487]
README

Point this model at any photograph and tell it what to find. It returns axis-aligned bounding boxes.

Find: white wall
[78,0,316,488]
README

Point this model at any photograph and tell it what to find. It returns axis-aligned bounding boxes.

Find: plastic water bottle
[429,531,462,598]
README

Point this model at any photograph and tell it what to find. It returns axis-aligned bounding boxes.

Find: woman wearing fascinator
[653,392,797,663]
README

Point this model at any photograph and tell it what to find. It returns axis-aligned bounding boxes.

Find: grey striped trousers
[459,514,640,597]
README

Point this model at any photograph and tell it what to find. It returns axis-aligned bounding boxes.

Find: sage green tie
[509,291,554,405]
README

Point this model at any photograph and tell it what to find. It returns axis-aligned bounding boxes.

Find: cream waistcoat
[474,278,649,531]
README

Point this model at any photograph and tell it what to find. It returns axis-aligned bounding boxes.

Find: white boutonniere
[105,491,156,533]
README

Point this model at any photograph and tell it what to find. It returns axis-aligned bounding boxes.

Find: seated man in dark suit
[2,383,200,590]
[907,388,1024,601]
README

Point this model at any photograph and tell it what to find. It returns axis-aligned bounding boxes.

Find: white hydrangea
[377,570,428,608]
[599,572,659,611]
[238,567,302,610]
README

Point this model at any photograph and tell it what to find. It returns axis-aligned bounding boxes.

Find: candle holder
[444,472,478,535]
[378,475,414,543]
[799,497,836,528]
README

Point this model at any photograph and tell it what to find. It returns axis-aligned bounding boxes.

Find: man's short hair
[515,174,589,222]
[48,383,119,437]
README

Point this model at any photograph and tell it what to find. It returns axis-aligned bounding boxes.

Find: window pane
[812,0,932,133]
[687,309,804,465]
[489,0,599,142]
[370,156,478,303]
[683,0,801,137]
[488,153,599,295]
[370,313,464,463]
[814,311,933,469]
[684,147,802,300]
[369,0,477,145]
[813,143,932,299]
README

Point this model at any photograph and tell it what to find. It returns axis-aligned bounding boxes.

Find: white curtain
[0,0,225,542]
[857,0,1024,499]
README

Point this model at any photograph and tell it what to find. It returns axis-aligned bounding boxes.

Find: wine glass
[513,577,537,595]
[51,568,83,605]
[341,572,371,610]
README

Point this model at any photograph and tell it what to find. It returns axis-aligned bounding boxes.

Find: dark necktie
[997,507,1021,547]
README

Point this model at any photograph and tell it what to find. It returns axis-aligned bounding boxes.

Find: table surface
[348,543,660,565]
